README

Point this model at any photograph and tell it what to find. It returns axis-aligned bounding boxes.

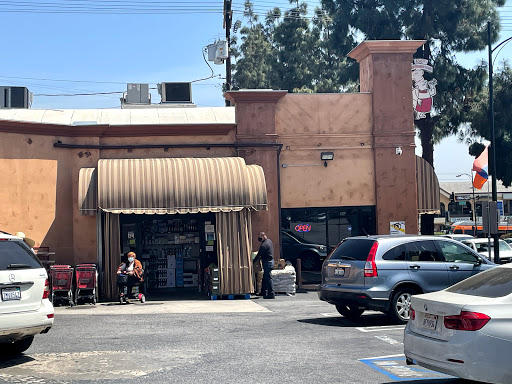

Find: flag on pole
[472,146,489,190]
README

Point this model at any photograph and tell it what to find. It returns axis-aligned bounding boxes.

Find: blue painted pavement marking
[360,357,455,381]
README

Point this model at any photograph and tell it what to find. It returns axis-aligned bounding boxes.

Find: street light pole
[457,173,476,235]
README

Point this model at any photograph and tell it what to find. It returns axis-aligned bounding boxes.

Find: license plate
[421,313,438,330]
[1,287,21,301]
[334,268,345,276]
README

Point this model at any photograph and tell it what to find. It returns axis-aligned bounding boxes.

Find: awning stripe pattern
[416,156,440,214]
[87,157,267,214]
[78,168,97,216]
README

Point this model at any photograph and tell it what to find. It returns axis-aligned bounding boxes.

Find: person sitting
[117,252,143,299]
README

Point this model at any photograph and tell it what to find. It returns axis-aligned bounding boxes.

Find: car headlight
[317,245,327,252]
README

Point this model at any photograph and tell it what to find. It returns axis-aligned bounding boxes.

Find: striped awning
[78,168,97,216]
[416,156,440,214]
[78,157,267,215]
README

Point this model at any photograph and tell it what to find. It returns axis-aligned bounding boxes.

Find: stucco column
[225,90,287,259]
[349,40,425,235]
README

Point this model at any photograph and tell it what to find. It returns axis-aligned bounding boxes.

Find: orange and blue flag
[472,146,488,190]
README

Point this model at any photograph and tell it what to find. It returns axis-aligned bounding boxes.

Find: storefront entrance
[120,213,217,298]
[79,157,268,300]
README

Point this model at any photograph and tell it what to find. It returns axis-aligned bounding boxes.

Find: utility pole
[224,0,232,107]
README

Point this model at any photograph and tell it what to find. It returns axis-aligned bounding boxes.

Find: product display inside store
[120,214,218,297]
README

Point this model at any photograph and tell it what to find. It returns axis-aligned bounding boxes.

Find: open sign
[295,224,311,233]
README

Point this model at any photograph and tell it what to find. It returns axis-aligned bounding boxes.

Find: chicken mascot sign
[412,58,437,120]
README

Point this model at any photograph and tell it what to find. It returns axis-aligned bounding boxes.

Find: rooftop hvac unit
[125,83,150,104]
[0,86,32,108]
[158,82,192,104]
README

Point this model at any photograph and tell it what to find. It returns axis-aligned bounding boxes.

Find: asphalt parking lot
[0,292,475,384]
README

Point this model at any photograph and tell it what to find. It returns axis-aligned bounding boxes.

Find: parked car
[404,263,512,383]
[503,237,512,246]
[439,234,474,242]
[0,233,54,356]
[318,235,494,323]
[461,238,512,263]
[281,230,328,271]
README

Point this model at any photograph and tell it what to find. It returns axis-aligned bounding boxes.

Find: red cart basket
[50,265,74,307]
[75,264,98,305]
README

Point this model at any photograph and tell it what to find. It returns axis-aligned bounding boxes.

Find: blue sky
[0,0,510,183]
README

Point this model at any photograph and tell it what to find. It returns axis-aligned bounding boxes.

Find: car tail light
[444,311,490,331]
[364,242,379,277]
[410,306,415,320]
[43,279,50,299]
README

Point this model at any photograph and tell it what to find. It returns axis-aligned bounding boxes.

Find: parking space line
[356,325,405,332]
[374,335,403,345]
[359,356,455,381]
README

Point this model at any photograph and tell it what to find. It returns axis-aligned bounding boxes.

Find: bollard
[296,258,303,291]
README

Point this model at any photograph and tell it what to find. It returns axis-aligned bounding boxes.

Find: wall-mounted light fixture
[321,152,334,167]
[395,146,403,156]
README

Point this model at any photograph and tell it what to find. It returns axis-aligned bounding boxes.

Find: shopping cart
[50,265,74,307]
[75,264,98,305]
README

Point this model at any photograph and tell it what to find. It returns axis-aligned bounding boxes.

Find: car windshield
[0,240,42,270]
[328,239,375,261]
[446,267,512,298]
[468,240,512,253]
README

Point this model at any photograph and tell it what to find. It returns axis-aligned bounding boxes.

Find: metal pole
[224,0,232,107]
[471,173,476,235]
[488,22,500,263]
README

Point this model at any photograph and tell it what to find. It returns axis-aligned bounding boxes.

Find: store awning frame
[78,157,267,215]
[416,156,441,215]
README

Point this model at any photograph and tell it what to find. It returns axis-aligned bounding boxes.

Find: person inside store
[117,251,144,299]
[254,232,275,299]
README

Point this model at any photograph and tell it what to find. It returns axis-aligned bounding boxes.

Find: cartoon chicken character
[412,58,437,120]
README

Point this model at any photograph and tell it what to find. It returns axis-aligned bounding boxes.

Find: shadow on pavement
[298,313,400,327]
[382,380,477,384]
[0,354,34,368]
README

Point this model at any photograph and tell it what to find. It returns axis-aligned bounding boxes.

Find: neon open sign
[295,224,311,233]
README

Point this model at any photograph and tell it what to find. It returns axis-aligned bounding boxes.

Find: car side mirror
[474,257,482,266]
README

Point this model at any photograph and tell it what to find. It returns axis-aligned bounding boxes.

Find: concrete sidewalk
[54,299,272,315]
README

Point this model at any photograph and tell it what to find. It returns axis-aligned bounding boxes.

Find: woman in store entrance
[117,251,144,298]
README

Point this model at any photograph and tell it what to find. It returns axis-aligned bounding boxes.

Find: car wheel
[335,304,364,320]
[389,287,415,324]
[1,336,34,357]
[300,252,318,271]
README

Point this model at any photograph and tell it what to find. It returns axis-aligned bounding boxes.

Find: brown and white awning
[78,157,267,215]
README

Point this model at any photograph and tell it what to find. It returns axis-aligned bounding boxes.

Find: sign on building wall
[390,221,406,235]
[412,58,437,120]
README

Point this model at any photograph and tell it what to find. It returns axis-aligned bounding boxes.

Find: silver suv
[318,235,494,323]
[0,233,54,356]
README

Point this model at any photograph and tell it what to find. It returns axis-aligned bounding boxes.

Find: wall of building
[0,133,74,264]
[277,93,375,208]
[0,129,237,266]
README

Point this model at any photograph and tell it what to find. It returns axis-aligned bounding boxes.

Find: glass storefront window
[281,206,376,250]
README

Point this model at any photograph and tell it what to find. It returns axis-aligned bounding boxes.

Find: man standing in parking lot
[255,232,275,299]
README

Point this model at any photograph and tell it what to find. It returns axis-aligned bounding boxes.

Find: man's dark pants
[261,260,274,298]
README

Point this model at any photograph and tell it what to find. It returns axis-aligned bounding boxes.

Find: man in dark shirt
[255,231,275,299]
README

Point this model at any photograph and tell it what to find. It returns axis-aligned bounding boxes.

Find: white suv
[0,233,54,356]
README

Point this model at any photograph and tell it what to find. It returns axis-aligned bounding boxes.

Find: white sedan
[404,263,512,383]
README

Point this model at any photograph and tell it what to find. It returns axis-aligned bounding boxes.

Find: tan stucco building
[0,40,438,298]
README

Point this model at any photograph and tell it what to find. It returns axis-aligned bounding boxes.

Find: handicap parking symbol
[360,357,455,381]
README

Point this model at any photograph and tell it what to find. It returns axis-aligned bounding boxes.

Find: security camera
[396,146,403,155]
